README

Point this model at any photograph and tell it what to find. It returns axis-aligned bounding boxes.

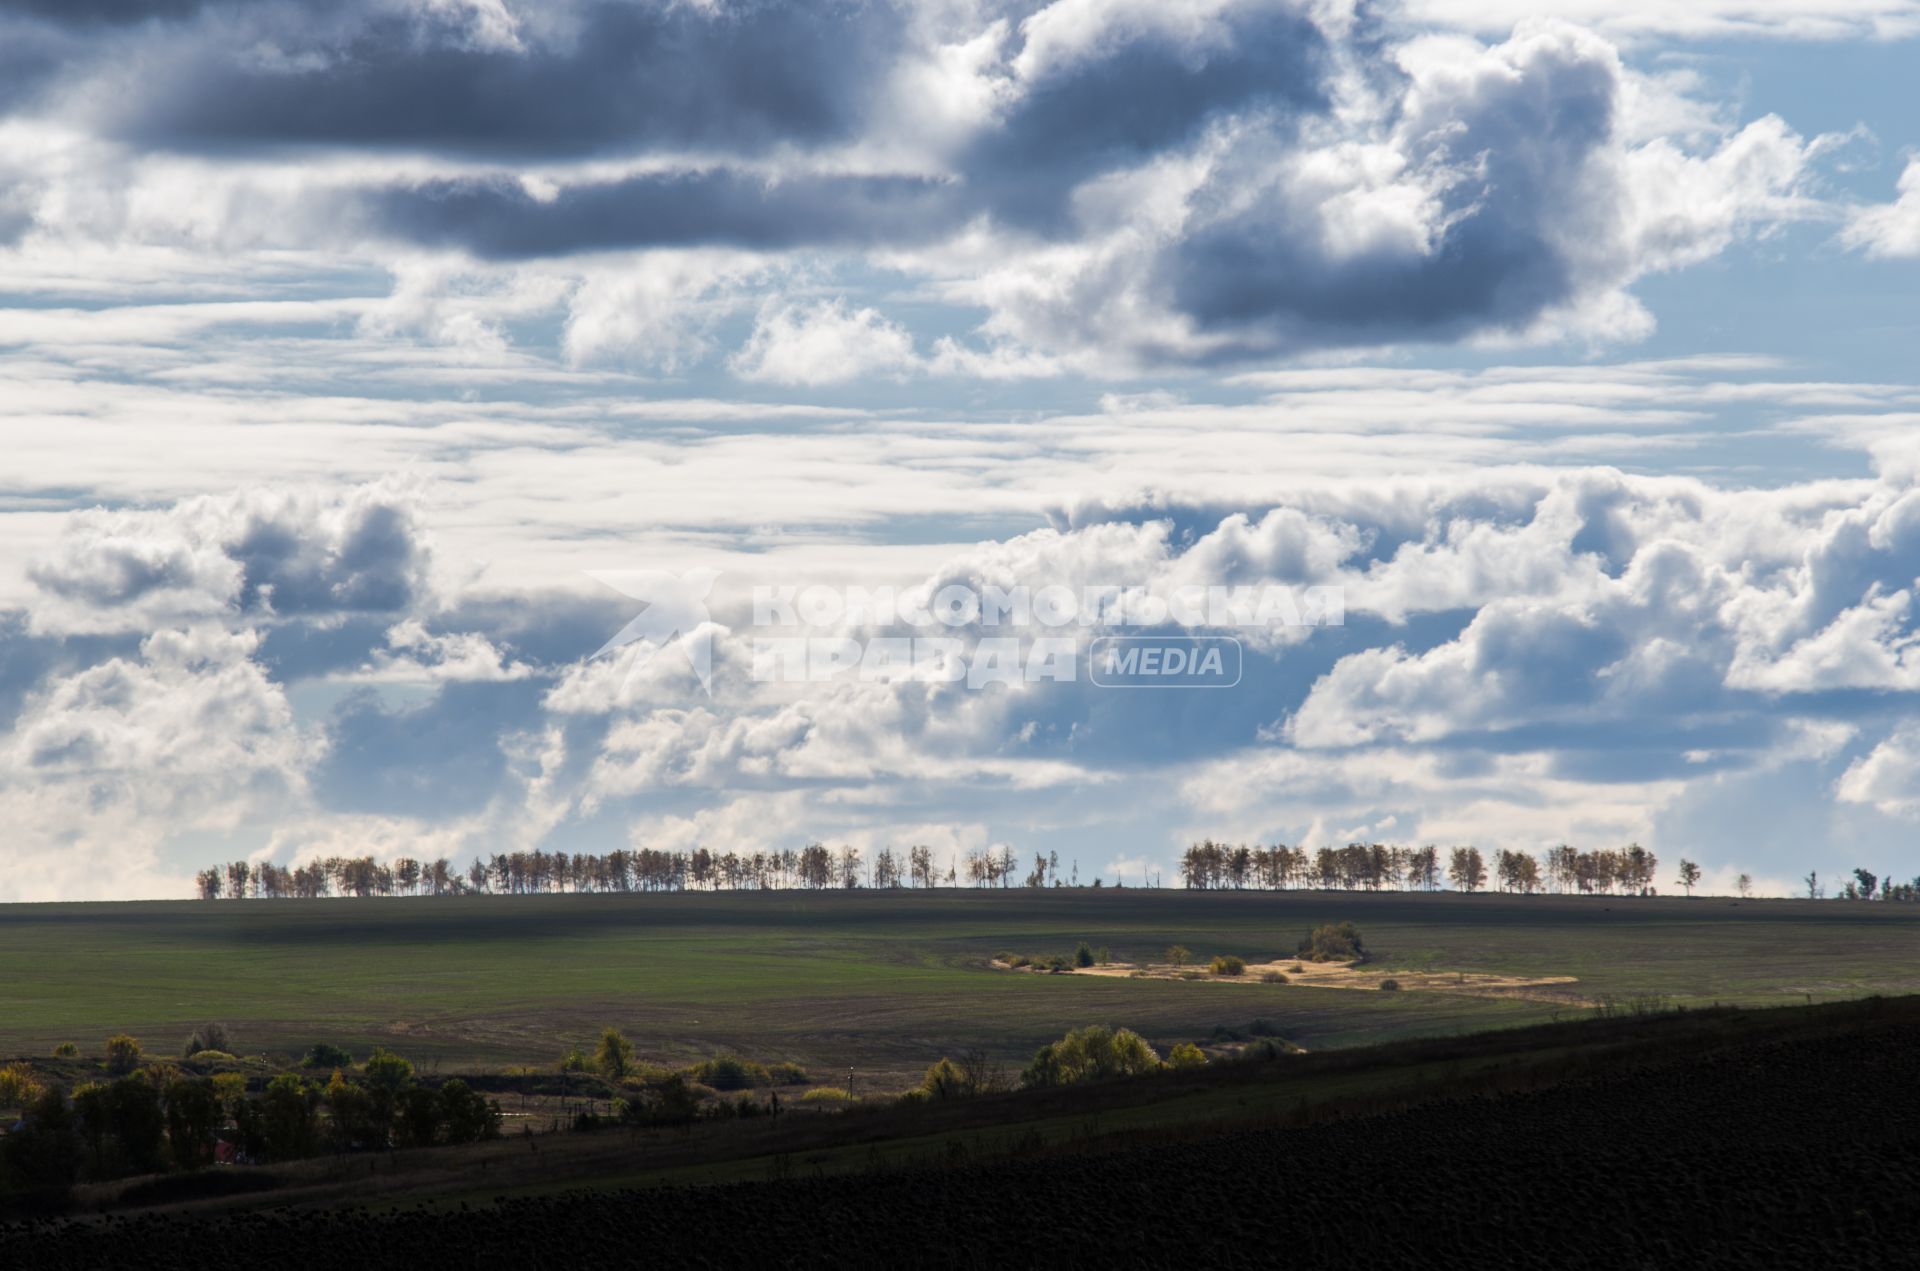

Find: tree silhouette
[1677,860,1702,896]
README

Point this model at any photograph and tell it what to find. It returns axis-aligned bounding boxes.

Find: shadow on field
[7,996,1918,1268]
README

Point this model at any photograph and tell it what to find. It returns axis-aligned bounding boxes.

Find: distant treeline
[1182,839,1920,901]
[195,842,1920,901]
[1179,841,1656,894]
[201,844,993,899]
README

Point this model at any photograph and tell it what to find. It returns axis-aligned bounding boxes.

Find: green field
[3,890,1916,1084]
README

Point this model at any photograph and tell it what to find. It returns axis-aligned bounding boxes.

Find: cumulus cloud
[952,21,1826,365]
[1278,468,1920,751]
[2,7,1917,897]
[8,624,308,782]
[1837,725,1920,815]
[335,618,535,684]
[0,2,1856,372]
[0,623,318,899]
[731,299,922,386]
[28,480,433,632]
[561,250,768,369]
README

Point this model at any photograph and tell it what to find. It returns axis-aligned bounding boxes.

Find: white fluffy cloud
[1837,724,1920,814]
[731,300,922,386]
[1844,157,1920,258]
[0,625,318,900]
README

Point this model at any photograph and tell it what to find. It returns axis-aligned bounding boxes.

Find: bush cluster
[1297,922,1366,963]
[182,1024,230,1058]
[1021,1026,1163,1088]
[302,1043,353,1070]
[1,1039,502,1199]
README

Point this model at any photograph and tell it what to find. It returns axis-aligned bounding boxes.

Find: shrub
[1166,1042,1208,1069]
[183,1023,230,1057]
[686,1055,772,1091]
[768,1061,809,1086]
[1022,1025,1163,1088]
[438,1079,502,1144]
[211,1071,248,1111]
[104,1033,142,1076]
[302,1043,353,1069]
[1378,978,1402,992]
[620,1060,676,1086]
[619,1074,702,1127]
[1074,942,1096,968]
[800,1087,853,1105]
[1261,970,1287,984]
[362,1047,415,1092]
[181,1049,239,1070]
[594,1027,634,1080]
[1289,964,1306,974]
[1297,922,1366,963]
[1165,944,1192,967]
[1008,954,1031,968]
[1210,955,1247,976]
[917,1057,969,1100]
[53,1042,78,1058]
[0,1061,44,1112]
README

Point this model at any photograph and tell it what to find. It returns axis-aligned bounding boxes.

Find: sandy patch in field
[992,958,1583,1003]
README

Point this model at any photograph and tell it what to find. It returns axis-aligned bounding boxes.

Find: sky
[4,0,1920,901]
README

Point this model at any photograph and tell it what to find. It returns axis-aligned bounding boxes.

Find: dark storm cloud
[227,494,426,615]
[28,485,433,622]
[968,6,1333,231]
[0,0,209,23]
[353,4,1337,257]
[1166,25,1619,356]
[0,1,1732,362]
[113,1,901,159]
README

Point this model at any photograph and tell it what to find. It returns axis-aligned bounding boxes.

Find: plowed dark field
[8,1001,1917,1268]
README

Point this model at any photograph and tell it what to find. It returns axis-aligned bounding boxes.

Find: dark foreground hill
[6,999,1919,1268]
